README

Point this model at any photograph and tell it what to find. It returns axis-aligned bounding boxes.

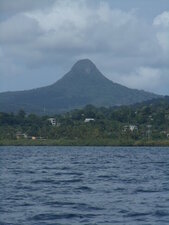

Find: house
[147,125,152,129]
[31,136,45,140]
[84,118,95,123]
[123,125,138,132]
[16,132,28,139]
[48,118,56,126]
[129,125,138,131]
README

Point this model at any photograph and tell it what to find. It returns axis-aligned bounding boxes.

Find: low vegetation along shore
[1,139,169,147]
[0,97,169,146]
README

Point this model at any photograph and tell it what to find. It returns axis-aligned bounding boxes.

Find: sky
[0,0,169,95]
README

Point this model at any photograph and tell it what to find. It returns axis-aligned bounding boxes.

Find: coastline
[0,139,169,147]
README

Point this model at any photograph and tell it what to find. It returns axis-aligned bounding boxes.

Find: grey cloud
[0,0,55,14]
[0,14,42,44]
[0,0,169,95]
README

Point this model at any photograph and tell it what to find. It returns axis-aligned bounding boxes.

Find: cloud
[25,1,147,56]
[153,11,169,28]
[0,0,169,95]
[0,0,55,14]
[113,67,162,91]
[153,11,169,54]
[0,14,42,44]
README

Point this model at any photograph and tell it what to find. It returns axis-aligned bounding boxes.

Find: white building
[84,118,95,123]
[129,125,138,132]
[16,132,28,139]
[123,125,138,132]
[48,118,56,126]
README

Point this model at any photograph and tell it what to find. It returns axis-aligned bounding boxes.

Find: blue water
[0,147,169,225]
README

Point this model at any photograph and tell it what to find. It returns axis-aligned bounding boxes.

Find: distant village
[14,114,169,141]
[16,117,97,140]
[1,99,169,145]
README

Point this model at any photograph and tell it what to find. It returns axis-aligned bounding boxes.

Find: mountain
[0,59,159,114]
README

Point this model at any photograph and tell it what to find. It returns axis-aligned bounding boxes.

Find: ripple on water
[0,146,169,225]
[31,212,97,221]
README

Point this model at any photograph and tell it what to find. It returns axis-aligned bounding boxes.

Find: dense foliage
[0,97,169,145]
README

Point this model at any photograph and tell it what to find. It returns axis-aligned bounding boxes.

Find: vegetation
[0,97,169,146]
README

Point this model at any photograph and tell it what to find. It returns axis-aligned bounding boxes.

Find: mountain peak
[71,59,97,74]
[0,59,159,114]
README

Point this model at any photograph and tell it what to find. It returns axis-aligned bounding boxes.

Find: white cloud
[153,11,169,28]
[153,11,169,53]
[114,67,162,91]
[25,1,139,53]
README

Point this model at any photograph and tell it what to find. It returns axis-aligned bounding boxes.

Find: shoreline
[0,139,169,147]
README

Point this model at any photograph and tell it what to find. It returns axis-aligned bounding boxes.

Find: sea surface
[0,146,169,225]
